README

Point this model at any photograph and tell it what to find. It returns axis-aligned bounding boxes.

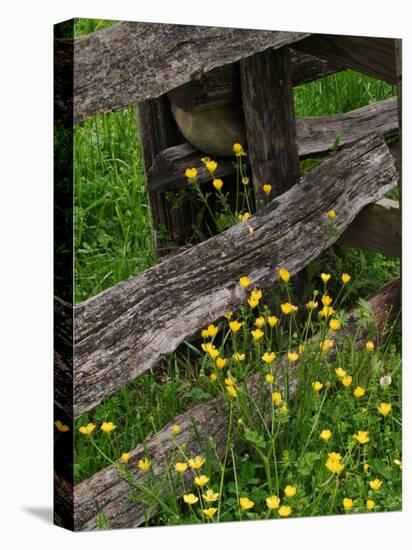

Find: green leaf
[183,387,212,401]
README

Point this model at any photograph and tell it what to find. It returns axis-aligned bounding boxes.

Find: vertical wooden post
[136,96,195,258]
[395,39,402,191]
[240,47,300,207]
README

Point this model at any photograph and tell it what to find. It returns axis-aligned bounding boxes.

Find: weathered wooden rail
[54,20,402,531]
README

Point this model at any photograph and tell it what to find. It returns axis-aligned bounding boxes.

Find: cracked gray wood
[67,21,309,122]
[66,135,398,416]
[240,47,300,203]
[71,277,400,530]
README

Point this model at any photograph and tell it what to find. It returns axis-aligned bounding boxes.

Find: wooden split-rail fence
[54,20,402,530]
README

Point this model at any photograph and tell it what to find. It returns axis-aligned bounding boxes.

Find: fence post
[240,47,300,207]
[136,97,195,258]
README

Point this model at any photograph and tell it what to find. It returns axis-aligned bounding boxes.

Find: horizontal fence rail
[148,97,398,192]
[65,23,309,122]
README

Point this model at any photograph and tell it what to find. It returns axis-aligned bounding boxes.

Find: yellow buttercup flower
[369,479,383,491]
[210,372,218,382]
[306,300,318,310]
[213,178,223,191]
[341,375,352,388]
[188,456,205,470]
[205,160,217,174]
[281,302,296,315]
[329,319,341,331]
[215,357,227,369]
[55,420,70,432]
[343,498,353,510]
[227,385,238,398]
[183,493,199,505]
[203,507,218,519]
[239,276,251,288]
[319,305,335,318]
[232,352,245,361]
[341,273,351,284]
[265,373,275,384]
[248,297,259,309]
[121,452,130,463]
[366,341,375,352]
[263,184,272,196]
[172,424,181,435]
[229,320,243,333]
[298,344,305,353]
[201,329,209,339]
[194,475,209,487]
[137,458,151,472]
[335,367,346,378]
[203,489,219,503]
[225,377,236,386]
[268,316,279,327]
[377,402,392,417]
[224,311,233,320]
[278,268,290,283]
[175,462,188,474]
[325,452,345,475]
[322,294,333,306]
[288,351,299,363]
[251,329,264,341]
[262,351,276,364]
[284,485,297,497]
[206,324,218,337]
[101,421,116,433]
[312,381,323,392]
[320,429,332,441]
[185,167,198,181]
[280,405,288,414]
[78,422,96,436]
[242,177,250,185]
[363,463,369,473]
[272,391,282,405]
[278,505,292,517]
[266,495,280,509]
[394,459,402,469]
[233,143,246,156]
[239,497,255,511]
[328,210,336,220]
[239,212,252,222]
[353,431,369,445]
[250,289,262,301]
[353,386,365,398]
[202,342,220,360]
[321,273,331,284]
[255,316,265,328]
[366,499,375,511]
[321,339,334,352]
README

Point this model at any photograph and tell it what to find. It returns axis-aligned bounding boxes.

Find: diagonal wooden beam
[62,135,398,416]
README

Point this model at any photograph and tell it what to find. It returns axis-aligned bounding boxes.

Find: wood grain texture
[339,198,400,257]
[293,34,397,84]
[69,135,398,416]
[148,97,398,192]
[168,49,343,114]
[136,96,198,256]
[240,47,300,202]
[73,277,400,530]
[69,21,308,122]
